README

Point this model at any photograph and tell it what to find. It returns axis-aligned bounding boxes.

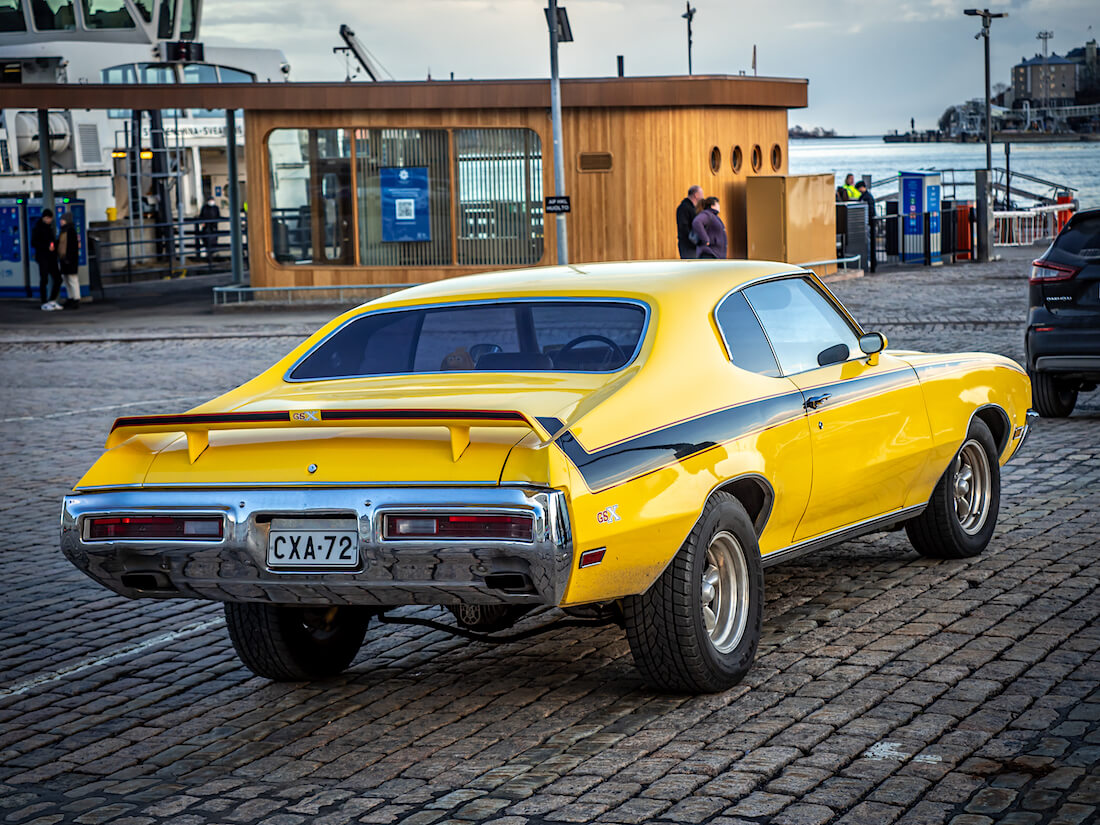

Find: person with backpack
[691,197,727,259]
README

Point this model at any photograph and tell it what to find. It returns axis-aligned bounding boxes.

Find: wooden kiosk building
[5,75,814,290]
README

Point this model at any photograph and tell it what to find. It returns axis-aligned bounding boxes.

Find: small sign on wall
[545,196,571,214]
[381,167,431,242]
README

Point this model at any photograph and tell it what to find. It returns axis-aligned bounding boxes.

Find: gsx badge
[597,505,621,524]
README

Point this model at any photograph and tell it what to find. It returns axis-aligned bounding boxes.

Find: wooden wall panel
[245,103,793,288]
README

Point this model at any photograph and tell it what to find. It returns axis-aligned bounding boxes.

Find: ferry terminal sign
[381,167,431,242]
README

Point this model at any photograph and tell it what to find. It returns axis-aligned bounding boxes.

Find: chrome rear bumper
[61,486,573,607]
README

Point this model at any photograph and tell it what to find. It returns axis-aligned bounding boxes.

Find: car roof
[363,259,808,312]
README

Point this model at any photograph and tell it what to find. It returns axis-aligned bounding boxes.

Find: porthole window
[770,144,782,171]
[731,145,743,174]
[751,144,763,173]
[709,146,721,174]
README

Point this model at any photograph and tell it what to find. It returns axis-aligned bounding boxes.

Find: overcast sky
[202,0,1099,134]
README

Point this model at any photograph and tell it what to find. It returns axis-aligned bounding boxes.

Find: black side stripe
[548,391,805,491]
[544,367,919,491]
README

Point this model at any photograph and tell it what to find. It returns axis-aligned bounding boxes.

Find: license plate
[267,530,359,569]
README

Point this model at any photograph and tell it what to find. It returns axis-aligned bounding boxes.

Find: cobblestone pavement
[1,248,1097,824]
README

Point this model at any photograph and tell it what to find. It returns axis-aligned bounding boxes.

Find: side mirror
[859,332,887,355]
[859,332,887,365]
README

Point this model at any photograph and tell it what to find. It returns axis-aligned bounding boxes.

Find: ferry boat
[0,0,289,222]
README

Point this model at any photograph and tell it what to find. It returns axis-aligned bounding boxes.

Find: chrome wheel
[953,439,992,535]
[701,530,750,653]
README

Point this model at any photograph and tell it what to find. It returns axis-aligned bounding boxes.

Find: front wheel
[1030,370,1077,418]
[905,417,1000,559]
[224,602,372,681]
[623,492,764,693]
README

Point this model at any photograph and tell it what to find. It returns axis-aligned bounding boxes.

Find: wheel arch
[712,473,774,537]
[971,403,1011,458]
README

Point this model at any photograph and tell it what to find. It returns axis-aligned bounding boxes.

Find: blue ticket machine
[0,199,25,297]
[899,171,942,265]
[24,197,89,300]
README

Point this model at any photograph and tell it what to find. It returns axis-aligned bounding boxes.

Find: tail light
[384,513,534,541]
[87,516,223,540]
[1030,259,1081,282]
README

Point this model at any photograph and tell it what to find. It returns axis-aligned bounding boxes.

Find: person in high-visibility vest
[843,173,861,201]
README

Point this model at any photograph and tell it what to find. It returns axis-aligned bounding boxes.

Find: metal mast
[682,3,696,75]
[1037,30,1053,121]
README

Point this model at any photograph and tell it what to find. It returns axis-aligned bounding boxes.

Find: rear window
[1051,214,1100,263]
[289,300,648,380]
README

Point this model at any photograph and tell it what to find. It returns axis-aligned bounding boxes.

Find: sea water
[788,136,1100,209]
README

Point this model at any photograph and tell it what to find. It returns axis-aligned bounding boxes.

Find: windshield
[289,300,648,380]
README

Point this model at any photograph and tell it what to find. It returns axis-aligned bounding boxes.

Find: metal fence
[992,203,1075,246]
[89,214,247,283]
[870,203,977,268]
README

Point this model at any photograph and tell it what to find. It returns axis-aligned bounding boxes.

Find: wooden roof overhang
[0,75,808,111]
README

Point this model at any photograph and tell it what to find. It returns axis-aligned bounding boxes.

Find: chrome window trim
[714,271,872,379]
[282,296,653,383]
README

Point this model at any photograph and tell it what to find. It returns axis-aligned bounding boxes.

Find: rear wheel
[623,492,763,693]
[906,418,1000,559]
[1030,370,1077,418]
[224,603,372,681]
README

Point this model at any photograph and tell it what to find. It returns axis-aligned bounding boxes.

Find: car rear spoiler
[105,408,553,464]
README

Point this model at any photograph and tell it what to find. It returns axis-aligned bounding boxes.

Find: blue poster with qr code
[381,167,431,242]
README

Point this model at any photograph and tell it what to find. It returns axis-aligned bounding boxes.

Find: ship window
[178,0,195,38]
[156,0,172,38]
[218,67,254,83]
[0,0,26,32]
[131,0,150,21]
[182,63,216,83]
[80,0,134,28]
[30,0,75,30]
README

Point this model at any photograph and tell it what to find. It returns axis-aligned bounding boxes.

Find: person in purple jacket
[691,197,727,259]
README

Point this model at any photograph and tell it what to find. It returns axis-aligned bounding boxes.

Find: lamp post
[682,3,696,75]
[545,1,573,265]
[964,9,1006,264]
[964,8,1007,172]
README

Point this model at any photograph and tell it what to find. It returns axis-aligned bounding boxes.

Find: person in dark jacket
[855,180,877,273]
[691,197,727,259]
[31,208,62,311]
[197,197,221,259]
[676,185,703,259]
[57,212,81,308]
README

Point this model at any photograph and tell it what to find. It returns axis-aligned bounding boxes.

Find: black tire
[224,602,371,681]
[905,417,1000,559]
[623,492,764,694]
[1030,370,1077,418]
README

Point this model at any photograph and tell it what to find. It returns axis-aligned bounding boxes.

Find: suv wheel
[1030,370,1077,418]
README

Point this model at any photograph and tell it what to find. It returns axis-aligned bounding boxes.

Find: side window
[743,278,861,375]
[714,292,780,377]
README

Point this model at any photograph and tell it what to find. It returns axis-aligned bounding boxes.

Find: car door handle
[804,393,831,410]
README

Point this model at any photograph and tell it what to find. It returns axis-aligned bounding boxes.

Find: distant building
[1012,53,1077,108]
[1066,39,1099,105]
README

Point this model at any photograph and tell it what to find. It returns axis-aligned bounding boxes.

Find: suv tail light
[384,513,534,541]
[87,516,223,540]
[1030,259,1081,282]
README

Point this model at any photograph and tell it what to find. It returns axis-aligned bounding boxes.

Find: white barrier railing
[993,203,1075,246]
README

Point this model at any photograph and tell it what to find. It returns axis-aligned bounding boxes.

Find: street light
[545,2,573,265]
[682,2,696,75]
[964,8,1007,172]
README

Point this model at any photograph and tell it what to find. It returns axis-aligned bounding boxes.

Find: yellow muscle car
[61,261,1034,693]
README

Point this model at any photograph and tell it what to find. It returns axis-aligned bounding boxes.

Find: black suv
[1026,208,1100,417]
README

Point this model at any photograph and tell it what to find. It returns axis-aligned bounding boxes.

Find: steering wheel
[556,334,627,369]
